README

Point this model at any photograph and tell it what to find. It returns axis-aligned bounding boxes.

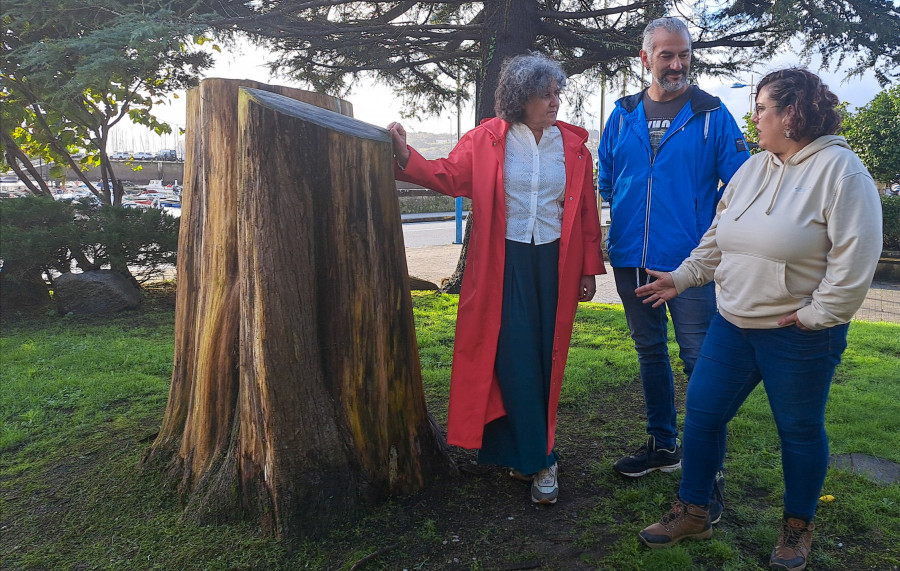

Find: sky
[129,40,885,153]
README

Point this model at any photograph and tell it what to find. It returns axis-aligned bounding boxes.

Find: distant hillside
[406,128,601,160]
[405,132,456,159]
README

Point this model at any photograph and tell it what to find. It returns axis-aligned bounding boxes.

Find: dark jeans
[678,314,848,519]
[614,267,716,449]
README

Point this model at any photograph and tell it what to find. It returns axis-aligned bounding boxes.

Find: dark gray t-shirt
[643,87,693,156]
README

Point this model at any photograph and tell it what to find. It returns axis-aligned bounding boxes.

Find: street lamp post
[730,76,760,151]
[730,75,756,116]
[453,69,463,245]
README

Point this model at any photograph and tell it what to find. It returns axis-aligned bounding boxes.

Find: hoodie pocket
[714,252,796,314]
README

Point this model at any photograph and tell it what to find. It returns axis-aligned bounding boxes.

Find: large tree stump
[143,80,338,498]
[235,88,453,539]
[142,79,453,543]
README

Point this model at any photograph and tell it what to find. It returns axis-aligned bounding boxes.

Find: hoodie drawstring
[764,160,790,215]
[733,154,779,220]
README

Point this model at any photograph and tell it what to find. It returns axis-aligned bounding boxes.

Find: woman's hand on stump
[388,122,410,169]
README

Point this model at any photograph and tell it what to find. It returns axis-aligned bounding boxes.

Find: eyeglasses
[753,104,783,116]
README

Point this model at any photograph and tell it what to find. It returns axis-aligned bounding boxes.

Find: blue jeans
[614,267,716,449]
[678,314,848,520]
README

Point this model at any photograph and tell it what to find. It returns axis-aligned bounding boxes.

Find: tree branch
[535,0,652,20]
[1,133,54,196]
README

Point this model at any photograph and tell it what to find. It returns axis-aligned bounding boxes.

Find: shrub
[0,196,75,308]
[0,196,76,273]
[0,196,179,301]
[73,201,179,284]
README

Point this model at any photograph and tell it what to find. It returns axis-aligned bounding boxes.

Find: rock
[54,270,141,315]
[830,453,900,485]
[409,275,439,291]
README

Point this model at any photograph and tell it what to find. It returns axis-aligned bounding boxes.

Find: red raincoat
[395,117,605,453]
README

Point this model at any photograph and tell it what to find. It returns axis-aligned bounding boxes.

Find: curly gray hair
[642,17,691,55]
[494,53,567,123]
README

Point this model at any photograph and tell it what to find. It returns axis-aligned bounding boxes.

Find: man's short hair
[642,17,691,55]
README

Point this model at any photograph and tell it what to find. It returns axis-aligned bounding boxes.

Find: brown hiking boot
[639,499,712,548]
[770,517,814,570]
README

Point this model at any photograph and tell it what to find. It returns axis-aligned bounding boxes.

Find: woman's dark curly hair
[494,53,566,123]
[756,68,842,139]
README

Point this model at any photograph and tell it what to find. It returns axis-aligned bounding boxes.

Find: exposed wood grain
[145,80,345,483]
[142,79,454,543]
[236,88,454,539]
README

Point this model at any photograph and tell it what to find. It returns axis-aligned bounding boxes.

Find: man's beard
[655,69,689,92]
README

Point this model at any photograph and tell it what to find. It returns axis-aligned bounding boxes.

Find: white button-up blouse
[502,122,566,245]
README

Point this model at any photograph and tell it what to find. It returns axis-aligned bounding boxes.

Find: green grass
[2,290,899,569]
[0,313,174,455]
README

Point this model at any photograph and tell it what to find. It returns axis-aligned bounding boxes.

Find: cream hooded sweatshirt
[671,135,883,330]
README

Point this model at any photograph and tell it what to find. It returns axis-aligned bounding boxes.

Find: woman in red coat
[389,53,605,504]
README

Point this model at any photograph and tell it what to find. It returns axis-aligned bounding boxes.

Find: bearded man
[596,16,750,524]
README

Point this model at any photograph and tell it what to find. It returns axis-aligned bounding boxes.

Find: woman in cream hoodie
[633,68,883,571]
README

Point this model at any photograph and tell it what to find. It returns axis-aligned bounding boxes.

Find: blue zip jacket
[597,87,750,271]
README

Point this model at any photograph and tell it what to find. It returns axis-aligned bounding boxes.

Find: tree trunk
[439,210,473,294]
[477,0,540,121]
[236,88,454,540]
[141,79,453,544]
[445,0,541,292]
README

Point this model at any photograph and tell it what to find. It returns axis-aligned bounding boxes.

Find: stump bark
[142,79,453,543]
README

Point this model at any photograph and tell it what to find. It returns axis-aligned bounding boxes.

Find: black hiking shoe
[614,435,682,478]
[709,470,726,525]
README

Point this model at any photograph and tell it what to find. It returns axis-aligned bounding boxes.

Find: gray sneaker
[531,462,559,504]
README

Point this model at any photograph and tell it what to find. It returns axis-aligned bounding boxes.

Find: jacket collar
[479,116,588,152]
[556,120,589,151]
[618,86,721,115]
[480,116,510,142]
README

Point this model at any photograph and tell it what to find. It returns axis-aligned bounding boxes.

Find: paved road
[402,220,459,248]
